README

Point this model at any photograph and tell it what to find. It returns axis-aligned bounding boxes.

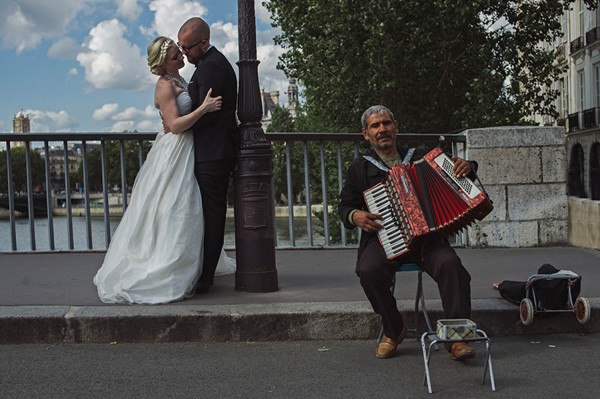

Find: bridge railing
[0,132,466,253]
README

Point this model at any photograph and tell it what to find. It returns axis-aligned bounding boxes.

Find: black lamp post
[234,0,278,292]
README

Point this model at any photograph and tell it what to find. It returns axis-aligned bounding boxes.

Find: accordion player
[363,147,493,260]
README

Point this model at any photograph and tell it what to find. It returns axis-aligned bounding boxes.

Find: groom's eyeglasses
[177,39,205,53]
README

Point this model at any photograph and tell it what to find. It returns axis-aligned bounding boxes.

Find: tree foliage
[267,106,303,204]
[266,0,597,133]
[73,140,152,193]
[0,147,45,193]
[267,106,360,243]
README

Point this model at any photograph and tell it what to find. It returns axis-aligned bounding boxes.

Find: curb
[1,298,598,345]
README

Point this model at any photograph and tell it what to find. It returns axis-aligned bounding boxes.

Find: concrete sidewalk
[0,247,599,344]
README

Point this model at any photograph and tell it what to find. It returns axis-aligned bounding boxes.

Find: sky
[0,0,289,133]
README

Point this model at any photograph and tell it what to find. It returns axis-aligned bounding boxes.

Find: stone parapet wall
[463,126,567,247]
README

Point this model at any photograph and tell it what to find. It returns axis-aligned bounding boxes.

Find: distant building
[285,78,299,118]
[539,3,600,248]
[542,4,600,201]
[260,78,301,130]
[11,111,30,147]
[40,147,81,191]
[261,89,280,130]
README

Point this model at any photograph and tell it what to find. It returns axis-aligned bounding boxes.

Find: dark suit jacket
[338,145,478,260]
[188,46,238,162]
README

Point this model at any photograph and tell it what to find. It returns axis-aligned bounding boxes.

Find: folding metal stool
[378,262,434,341]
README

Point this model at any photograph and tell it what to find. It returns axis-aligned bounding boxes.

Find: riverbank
[0,209,24,219]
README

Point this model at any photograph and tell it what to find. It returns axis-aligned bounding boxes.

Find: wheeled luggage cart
[520,271,591,326]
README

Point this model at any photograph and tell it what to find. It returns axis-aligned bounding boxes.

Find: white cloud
[93,104,160,132]
[136,0,289,102]
[111,106,149,121]
[93,103,120,121]
[0,0,85,52]
[68,68,79,76]
[76,19,153,91]
[110,120,137,132]
[142,0,207,40]
[22,109,78,132]
[256,1,273,25]
[115,0,142,20]
[48,36,78,59]
[140,0,209,80]
[210,21,238,61]
[257,41,286,90]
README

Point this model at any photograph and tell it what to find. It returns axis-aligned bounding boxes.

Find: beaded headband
[158,39,172,65]
[148,38,174,75]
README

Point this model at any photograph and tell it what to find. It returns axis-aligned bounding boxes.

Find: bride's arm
[155,79,222,134]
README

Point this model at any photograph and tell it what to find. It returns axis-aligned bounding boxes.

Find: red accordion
[363,147,493,260]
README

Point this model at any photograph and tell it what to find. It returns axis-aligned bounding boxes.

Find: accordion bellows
[363,147,493,260]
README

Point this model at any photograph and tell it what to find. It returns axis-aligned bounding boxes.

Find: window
[578,71,585,111]
[563,12,568,43]
[555,81,563,118]
[564,77,569,115]
[596,65,600,107]
[590,142,600,200]
[579,0,585,37]
[568,144,586,198]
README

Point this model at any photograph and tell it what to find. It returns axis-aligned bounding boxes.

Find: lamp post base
[235,269,279,293]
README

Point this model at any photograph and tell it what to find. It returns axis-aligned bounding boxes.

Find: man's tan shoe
[376,327,407,359]
[450,342,476,361]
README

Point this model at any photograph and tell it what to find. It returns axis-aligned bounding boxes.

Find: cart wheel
[575,297,591,324]
[520,298,534,325]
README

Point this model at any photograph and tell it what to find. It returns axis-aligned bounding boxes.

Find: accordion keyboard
[363,183,410,259]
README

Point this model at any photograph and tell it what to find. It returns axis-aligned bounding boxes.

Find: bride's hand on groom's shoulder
[203,88,222,113]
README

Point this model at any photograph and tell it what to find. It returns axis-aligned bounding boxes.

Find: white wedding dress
[93,91,235,304]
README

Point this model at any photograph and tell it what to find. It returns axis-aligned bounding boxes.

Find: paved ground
[2,334,599,398]
[0,247,599,344]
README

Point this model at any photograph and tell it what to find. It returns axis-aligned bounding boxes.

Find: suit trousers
[356,235,472,341]
[195,158,235,286]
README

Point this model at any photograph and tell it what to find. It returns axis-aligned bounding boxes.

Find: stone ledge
[465,126,565,148]
[1,299,597,344]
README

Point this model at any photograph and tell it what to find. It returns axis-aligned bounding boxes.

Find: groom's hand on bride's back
[160,113,172,133]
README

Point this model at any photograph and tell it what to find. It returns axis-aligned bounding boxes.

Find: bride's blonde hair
[147,36,174,76]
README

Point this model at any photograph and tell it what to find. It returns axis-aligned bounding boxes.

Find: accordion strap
[363,148,416,171]
[363,155,389,172]
[475,172,491,201]
[403,148,415,165]
[468,161,492,201]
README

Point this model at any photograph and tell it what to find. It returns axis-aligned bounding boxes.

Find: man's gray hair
[361,105,395,129]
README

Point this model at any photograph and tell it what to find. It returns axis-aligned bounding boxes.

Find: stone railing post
[464,126,568,247]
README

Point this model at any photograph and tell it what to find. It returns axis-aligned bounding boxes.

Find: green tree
[73,146,103,192]
[266,0,597,132]
[267,106,303,204]
[266,106,360,244]
[0,146,45,193]
[74,139,152,193]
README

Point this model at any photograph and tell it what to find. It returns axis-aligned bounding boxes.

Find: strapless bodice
[176,91,192,115]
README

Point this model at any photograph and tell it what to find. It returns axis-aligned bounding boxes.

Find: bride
[93,36,235,304]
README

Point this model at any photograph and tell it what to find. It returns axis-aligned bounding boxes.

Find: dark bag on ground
[497,264,581,309]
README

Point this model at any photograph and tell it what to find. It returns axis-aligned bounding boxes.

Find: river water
[0,215,320,252]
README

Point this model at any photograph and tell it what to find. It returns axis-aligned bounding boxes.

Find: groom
[178,17,238,294]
